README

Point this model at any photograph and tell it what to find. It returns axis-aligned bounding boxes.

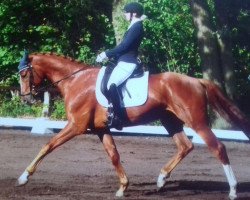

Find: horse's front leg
[16,121,86,186]
[98,133,129,197]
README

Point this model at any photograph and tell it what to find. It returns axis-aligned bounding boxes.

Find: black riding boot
[107,83,126,130]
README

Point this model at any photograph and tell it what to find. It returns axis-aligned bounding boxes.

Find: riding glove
[96,52,107,63]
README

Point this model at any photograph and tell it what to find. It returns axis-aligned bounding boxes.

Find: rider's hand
[96,52,107,63]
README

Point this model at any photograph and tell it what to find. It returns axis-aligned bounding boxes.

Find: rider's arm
[105,22,143,58]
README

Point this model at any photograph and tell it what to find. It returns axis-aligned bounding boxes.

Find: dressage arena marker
[0,117,249,144]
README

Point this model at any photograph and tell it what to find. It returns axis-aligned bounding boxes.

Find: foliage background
[0,0,249,121]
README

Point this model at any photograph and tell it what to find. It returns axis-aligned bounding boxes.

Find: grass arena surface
[0,129,250,200]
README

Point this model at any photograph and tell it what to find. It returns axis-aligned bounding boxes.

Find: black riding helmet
[123,2,144,17]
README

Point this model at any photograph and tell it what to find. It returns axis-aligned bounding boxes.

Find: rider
[96,2,145,129]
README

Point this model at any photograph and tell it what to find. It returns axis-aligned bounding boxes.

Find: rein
[36,67,85,93]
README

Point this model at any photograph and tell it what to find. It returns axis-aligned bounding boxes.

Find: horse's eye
[20,70,28,78]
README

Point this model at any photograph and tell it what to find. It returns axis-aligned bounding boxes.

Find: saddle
[100,63,144,100]
[95,65,149,129]
[96,67,149,108]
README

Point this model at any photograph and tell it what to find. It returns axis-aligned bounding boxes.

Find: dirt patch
[0,128,249,200]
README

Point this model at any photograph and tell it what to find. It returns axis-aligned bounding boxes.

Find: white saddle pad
[95,67,149,107]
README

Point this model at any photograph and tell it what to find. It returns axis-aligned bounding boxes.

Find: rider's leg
[107,61,137,89]
[108,83,125,120]
[106,62,136,128]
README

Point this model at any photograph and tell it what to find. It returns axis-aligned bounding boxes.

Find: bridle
[19,64,36,98]
[19,63,85,97]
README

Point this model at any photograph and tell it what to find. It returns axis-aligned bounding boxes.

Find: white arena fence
[0,117,249,144]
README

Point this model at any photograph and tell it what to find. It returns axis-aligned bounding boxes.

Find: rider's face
[124,12,131,21]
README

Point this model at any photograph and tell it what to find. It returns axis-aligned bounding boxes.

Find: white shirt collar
[128,18,142,30]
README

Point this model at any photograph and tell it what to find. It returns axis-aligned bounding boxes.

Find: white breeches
[107,61,137,89]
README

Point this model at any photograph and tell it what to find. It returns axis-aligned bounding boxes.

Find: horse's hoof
[157,173,170,188]
[228,186,237,200]
[229,194,237,200]
[16,171,29,187]
[229,192,237,200]
[115,189,124,197]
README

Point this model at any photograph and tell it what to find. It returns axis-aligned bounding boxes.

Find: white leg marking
[115,189,124,197]
[17,170,30,186]
[223,164,237,200]
[157,173,170,188]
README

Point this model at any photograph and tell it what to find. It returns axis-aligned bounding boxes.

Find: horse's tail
[200,79,250,140]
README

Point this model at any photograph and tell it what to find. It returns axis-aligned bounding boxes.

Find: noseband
[19,64,37,97]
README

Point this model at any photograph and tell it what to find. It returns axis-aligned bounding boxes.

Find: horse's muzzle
[21,94,36,105]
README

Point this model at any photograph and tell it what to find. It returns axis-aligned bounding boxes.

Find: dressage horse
[17,53,250,199]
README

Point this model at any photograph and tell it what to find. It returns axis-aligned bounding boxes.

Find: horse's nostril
[21,98,28,104]
[21,95,35,105]
[30,99,36,104]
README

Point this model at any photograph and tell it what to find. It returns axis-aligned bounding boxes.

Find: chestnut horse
[17,53,250,199]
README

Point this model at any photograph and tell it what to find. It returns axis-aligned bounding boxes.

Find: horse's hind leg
[195,126,237,200]
[98,133,128,197]
[157,132,194,188]
[16,121,86,186]
[157,112,194,189]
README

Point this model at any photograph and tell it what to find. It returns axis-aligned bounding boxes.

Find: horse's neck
[38,57,82,83]
[32,55,97,95]
[47,64,80,82]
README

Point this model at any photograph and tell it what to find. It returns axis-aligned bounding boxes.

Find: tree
[0,0,113,86]
[190,0,235,128]
[214,0,236,100]
[111,0,128,44]
[190,0,223,88]
[140,0,201,74]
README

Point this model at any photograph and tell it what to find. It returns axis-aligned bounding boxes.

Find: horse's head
[18,52,91,104]
[18,51,43,104]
